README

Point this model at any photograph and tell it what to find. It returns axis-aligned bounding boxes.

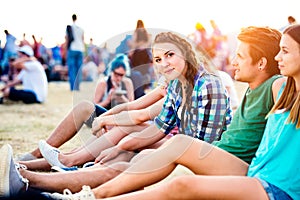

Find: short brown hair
[237,26,281,75]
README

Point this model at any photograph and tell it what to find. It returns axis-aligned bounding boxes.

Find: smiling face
[231,42,259,84]
[152,42,187,82]
[275,34,300,79]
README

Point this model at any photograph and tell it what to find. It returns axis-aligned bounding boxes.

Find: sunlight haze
[1,0,299,51]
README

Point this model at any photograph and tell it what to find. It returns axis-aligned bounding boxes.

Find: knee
[3,87,10,96]
[107,161,131,175]
[130,149,155,163]
[162,134,194,147]
[170,134,190,143]
[74,100,95,118]
[164,176,191,198]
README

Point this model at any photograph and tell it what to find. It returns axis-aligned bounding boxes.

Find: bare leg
[51,123,150,167]
[19,161,131,193]
[103,175,268,200]
[93,134,249,198]
[21,123,149,171]
[29,101,95,158]
[19,158,51,171]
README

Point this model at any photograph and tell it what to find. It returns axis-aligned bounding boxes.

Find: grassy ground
[0,81,99,156]
[0,80,248,157]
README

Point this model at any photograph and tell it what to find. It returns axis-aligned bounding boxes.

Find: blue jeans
[67,50,83,91]
[257,178,292,200]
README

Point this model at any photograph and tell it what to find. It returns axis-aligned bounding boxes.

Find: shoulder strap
[277,81,286,100]
[106,76,113,93]
[66,25,74,49]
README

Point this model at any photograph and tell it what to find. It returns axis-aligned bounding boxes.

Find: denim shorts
[84,104,107,128]
[256,178,292,200]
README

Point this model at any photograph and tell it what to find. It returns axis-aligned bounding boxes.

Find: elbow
[135,113,150,124]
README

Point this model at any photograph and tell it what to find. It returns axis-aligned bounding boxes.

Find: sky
[1,0,299,51]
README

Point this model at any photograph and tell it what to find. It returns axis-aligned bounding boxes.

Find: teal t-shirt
[247,101,300,199]
[212,75,281,163]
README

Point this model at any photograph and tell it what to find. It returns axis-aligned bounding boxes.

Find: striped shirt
[154,67,232,143]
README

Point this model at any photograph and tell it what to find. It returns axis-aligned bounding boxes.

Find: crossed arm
[0,57,32,92]
[91,86,166,136]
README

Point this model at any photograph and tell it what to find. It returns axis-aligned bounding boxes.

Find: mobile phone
[115,90,127,95]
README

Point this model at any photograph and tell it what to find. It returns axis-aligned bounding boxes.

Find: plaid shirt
[154,68,232,143]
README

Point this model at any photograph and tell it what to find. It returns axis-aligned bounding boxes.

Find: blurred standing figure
[31,35,49,66]
[86,38,96,56]
[210,20,224,52]
[128,19,153,91]
[115,34,132,55]
[192,22,211,56]
[0,45,48,104]
[31,35,41,60]
[1,30,18,76]
[19,33,30,47]
[66,14,85,91]
[280,15,297,32]
[128,19,151,50]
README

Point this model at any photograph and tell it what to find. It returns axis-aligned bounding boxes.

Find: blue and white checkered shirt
[154,67,232,143]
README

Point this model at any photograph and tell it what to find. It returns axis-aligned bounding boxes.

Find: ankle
[59,154,75,167]
[31,151,42,158]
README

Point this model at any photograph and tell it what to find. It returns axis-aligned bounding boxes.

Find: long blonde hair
[269,24,300,128]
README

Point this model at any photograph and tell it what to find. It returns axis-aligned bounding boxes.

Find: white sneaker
[44,185,95,200]
[38,140,68,169]
[0,144,29,197]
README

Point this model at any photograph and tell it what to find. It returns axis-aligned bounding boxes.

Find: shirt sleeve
[193,75,232,143]
[154,86,177,135]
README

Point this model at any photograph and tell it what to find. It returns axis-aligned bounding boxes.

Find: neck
[248,74,273,90]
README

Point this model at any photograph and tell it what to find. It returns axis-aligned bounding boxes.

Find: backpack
[66,25,74,49]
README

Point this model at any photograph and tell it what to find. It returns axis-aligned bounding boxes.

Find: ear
[258,57,267,70]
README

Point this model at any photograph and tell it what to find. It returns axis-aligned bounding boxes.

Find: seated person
[0,45,48,104]
[81,55,99,82]
[16,76,168,171]
[94,54,134,109]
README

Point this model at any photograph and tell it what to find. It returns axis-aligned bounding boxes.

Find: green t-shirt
[212,75,281,164]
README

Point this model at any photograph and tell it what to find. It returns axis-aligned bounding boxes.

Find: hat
[195,22,205,30]
[18,45,34,57]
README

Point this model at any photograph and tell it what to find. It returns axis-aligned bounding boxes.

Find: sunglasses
[113,71,125,77]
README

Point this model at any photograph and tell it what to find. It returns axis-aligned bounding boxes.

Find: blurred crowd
[0,31,112,83]
[0,16,297,106]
